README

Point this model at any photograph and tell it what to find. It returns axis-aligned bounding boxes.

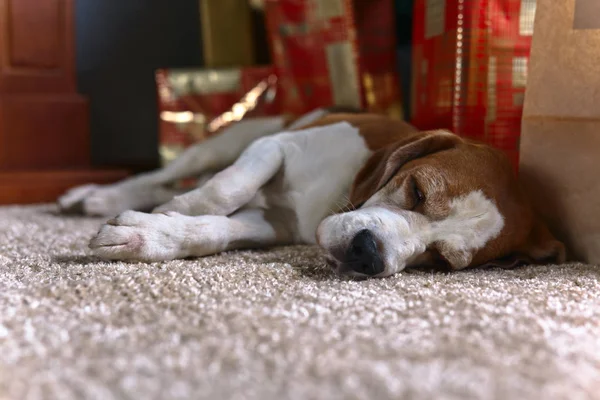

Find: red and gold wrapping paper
[265,0,403,118]
[156,66,280,166]
[411,0,536,168]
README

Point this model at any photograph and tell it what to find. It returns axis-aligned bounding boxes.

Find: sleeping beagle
[58,109,565,277]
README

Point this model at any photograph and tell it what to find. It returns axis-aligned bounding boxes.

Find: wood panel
[0,94,89,169]
[0,0,76,93]
[9,0,61,68]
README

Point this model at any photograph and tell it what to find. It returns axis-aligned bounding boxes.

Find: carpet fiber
[1,205,600,400]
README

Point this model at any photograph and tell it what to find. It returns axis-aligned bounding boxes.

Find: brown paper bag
[520,0,600,263]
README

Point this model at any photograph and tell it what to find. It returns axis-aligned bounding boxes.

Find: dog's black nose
[342,229,385,275]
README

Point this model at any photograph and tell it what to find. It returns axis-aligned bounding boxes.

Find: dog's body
[59,109,564,277]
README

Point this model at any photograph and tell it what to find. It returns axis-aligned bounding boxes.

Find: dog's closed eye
[411,177,425,209]
[408,176,425,211]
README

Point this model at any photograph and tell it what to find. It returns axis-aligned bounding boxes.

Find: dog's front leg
[90,208,290,261]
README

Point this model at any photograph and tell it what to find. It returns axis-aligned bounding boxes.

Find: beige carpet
[1,205,600,400]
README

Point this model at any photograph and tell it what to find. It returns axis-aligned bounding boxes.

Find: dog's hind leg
[154,136,284,216]
[58,116,287,216]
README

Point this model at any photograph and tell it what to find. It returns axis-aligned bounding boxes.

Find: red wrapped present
[156,66,280,166]
[411,0,536,168]
[265,0,403,118]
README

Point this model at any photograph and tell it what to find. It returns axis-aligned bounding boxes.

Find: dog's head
[317,129,565,278]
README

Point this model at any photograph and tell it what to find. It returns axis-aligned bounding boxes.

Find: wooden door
[0,0,77,93]
[0,0,127,204]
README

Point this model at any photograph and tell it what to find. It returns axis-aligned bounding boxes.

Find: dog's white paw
[89,211,190,261]
[58,182,166,217]
[58,183,134,217]
[83,185,154,217]
[82,188,138,217]
[58,184,99,212]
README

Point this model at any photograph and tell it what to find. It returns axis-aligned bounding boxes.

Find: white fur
[261,122,372,242]
[429,190,505,266]
[317,190,504,277]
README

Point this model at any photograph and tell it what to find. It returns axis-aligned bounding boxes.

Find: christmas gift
[411,0,537,168]
[156,66,280,166]
[264,0,403,118]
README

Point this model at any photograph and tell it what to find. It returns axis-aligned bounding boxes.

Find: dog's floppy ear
[520,217,566,264]
[349,130,461,208]
[479,217,566,269]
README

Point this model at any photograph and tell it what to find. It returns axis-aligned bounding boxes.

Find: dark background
[75,0,203,171]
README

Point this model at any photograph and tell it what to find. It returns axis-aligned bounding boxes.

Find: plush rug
[1,205,599,400]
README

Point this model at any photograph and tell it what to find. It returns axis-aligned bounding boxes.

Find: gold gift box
[200,0,256,67]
